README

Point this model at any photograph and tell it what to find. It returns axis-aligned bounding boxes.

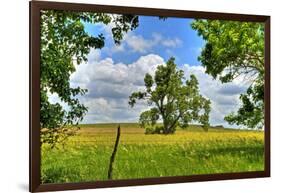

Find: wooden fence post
[107,125,121,179]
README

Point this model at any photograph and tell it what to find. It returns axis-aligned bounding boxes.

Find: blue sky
[68,14,249,128]
[84,16,204,66]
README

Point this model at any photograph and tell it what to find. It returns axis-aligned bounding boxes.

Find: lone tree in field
[40,10,139,146]
[191,20,264,129]
[129,57,211,134]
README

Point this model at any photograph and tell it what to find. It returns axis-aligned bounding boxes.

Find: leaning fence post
[107,124,121,179]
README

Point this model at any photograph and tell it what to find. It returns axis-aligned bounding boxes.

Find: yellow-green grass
[41,123,264,183]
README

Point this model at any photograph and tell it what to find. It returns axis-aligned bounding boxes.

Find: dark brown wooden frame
[29,1,270,192]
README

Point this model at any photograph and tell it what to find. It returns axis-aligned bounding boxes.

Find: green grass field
[41,123,264,183]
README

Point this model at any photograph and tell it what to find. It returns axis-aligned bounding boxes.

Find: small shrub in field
[145,126,166,134]
[145,127,154,134]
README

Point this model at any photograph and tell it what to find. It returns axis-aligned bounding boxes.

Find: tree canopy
[129,57,211,134]
[191,20,265,129]
[40,10,139,146]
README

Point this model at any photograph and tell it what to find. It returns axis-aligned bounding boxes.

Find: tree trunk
[163,119,169,134]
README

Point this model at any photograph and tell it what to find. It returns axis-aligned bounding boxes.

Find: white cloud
[87,48,101,63]
[125,34,153,53]
[122,32,182,53]
[100,29,183,54]
[71,54,164,86]
[70,54,164,123]
[162,38,182,48]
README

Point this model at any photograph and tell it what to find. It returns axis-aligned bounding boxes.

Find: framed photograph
[30,1,270,192]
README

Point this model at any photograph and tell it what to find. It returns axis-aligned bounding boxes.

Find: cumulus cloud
[102,30,182,54]
[125,34,153,53]
[122,32,182,53]
[87,48,101,63]
[161,37,182,48]
[70,54,164,123]
[71,53,164,86]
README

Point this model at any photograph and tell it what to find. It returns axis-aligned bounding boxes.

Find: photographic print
[30,2,269,191]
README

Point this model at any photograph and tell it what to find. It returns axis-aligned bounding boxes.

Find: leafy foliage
[224,79,264,129]
[191,20,265,129]
[129,57,211,134]
[40,10,139,146]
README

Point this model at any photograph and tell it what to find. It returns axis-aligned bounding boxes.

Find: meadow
[41,123,264,183]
